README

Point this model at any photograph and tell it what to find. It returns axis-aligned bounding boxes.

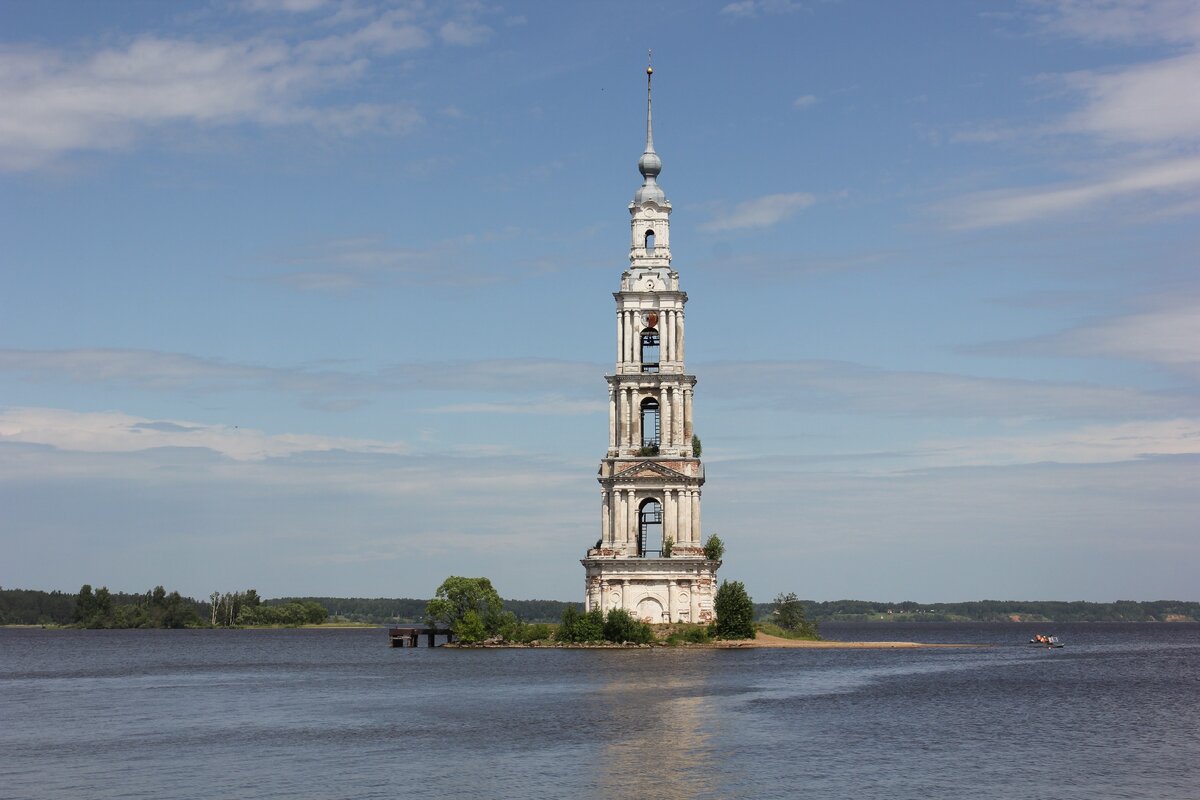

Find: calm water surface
[1,623,1197,800]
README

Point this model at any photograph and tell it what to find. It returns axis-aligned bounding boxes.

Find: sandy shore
[712,632,978,649]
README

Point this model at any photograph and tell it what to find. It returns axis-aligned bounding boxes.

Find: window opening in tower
[641,329,660,373]
[640,397,660,448]
[638,498,663,557]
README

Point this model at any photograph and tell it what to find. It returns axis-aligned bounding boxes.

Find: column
[668,580,677,622]
[616,311,623,365]
[615,490,626,548]
[691,489,701,545]
[673,388,684,449]
[689,580,700,621]
[661,387,672,449]
[600,581,609,613]
[683,387,693,444]
[627,489,637,552]
[664,488,676,545]
[621,579,631,612]
[608,386,616,450]
[632,311,641,371]
[628,311,638,364]
[665,310,674,364]
[622,389,632,449]
[681,488,693,546]
[600,490,610,547]
[678,313,685,363]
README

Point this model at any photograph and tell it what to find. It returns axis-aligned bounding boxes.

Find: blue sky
[2,0,1197,603]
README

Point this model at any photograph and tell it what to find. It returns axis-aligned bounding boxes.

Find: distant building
[581,65,718,624]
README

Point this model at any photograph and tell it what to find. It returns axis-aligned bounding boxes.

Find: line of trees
[4,587,1196,627]
[74,584,201,629]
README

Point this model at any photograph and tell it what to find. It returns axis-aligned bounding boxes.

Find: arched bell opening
[638,497,663,558]
[645,229,656,253]
[640,328,660,373]
[640,397,660,448]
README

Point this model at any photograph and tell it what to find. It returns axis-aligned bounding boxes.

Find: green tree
[772,592,819,639]
[74,584,96,624]
[425,576,506,638]
[602,608,654,644]
[703,533,725,561]
[455,610,488,643]
[712,580,755,640]
[556,607,605,642]
[692,434,702,457]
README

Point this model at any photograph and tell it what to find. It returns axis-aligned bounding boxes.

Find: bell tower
[581,62,719,624]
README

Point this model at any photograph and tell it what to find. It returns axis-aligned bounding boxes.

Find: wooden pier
[389,626,454,647]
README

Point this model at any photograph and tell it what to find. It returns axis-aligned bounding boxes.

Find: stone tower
[581,64,718,624]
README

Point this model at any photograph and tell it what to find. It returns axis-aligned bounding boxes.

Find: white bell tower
[581,62,719,624]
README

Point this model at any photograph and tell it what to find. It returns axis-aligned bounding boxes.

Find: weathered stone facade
[581,66,719,623]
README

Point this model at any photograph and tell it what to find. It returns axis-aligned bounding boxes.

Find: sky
[1,0,1197,604]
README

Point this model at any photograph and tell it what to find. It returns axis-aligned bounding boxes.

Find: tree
[556,607,605,643]
[426,576,506,638]
[692,434,702,457]
[74,585,96,624]
[712,580,755,640]
[773,592,819,639]
[602,608,654,644]
[703,533,725,561]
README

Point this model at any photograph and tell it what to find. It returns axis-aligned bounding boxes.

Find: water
[1,623,1197,799]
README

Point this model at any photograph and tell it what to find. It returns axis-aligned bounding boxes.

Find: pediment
[613,460,688,481]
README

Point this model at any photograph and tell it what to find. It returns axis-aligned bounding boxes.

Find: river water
[1,622,1197,800]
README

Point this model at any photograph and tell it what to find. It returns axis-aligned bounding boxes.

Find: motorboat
[1029,634,1064,648]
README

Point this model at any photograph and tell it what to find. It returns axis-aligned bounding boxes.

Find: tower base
[581,555,719,624]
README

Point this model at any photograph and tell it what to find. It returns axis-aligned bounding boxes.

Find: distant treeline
[4,588,1196,626]
[272,596,581,624]
[766,599,1200,623]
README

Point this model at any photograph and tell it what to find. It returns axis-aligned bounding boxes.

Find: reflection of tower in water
[591,659,720,799]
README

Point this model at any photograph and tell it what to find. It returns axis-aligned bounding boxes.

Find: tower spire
[635,54,665,204]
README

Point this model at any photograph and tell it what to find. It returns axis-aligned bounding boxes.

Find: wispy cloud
[918,418,1200,467]
[1058,52,1200,143]
[939,1,1200,227]
[0,407,409,461]
[943,153,1200,228]
[702,359,1195,420]
[1032,0,1200,45]
[0,2,505,171]
[0,348,601,402]
[979,298,1200,378]
[720,0,806,18]
[793,94,817,109]
[700,192,816,232]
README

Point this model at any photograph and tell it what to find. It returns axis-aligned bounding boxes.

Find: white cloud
[0,11,432,170]
[426,398,606,416]
[702,359,1194,420]
[700,192,816,232]
[943,153,1200,228]
[793,94,817,109]
[1059,52,1200,143]
[0,407,409,461]
[439,19,493,46]
[1033,0,1200,45]
[918,418,1200,467]
[720,0,805,17]
[0,348,601,398]
[1006,299,1200,377]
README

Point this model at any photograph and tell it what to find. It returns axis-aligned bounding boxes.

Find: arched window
[645,229,656,253]
[640,328,660,373]
[638,498,663,557]
[640,397,660,448]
